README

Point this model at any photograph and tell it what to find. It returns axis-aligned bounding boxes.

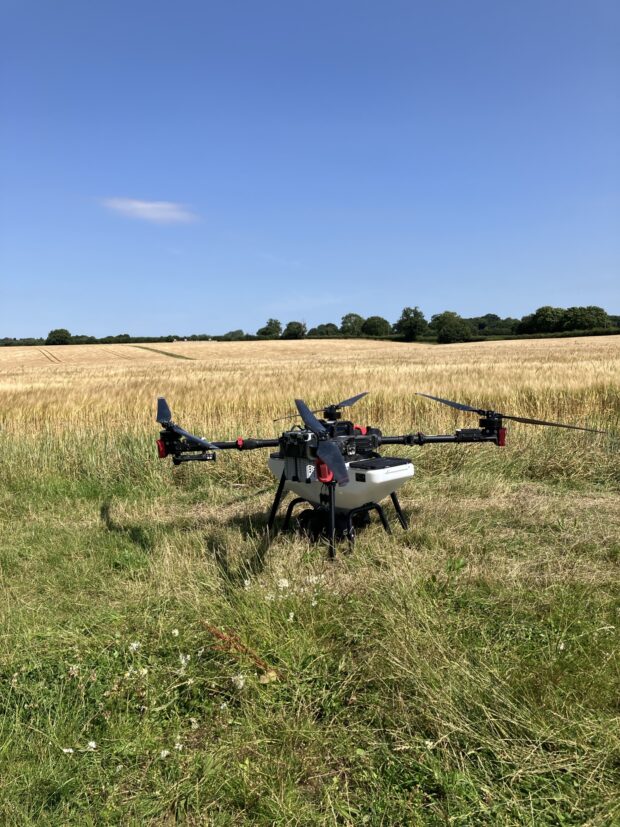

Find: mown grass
[0,339,619,824]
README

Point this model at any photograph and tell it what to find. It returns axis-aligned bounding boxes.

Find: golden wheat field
[1,336,618,438]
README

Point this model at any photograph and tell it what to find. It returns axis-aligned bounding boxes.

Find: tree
[46,328,72,345]
[466,313,519,336]
[430,311,473,344]
[340,313,365,337]
[361,315,391,337]
[307,323,340,338]
[256,318,282,338]
[518,306,564,334]
[221,329,245,340]
[561,306,610,331]
[393,306,428,341]
[282,321,306,339]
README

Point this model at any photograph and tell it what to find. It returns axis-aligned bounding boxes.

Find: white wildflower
[558,641,566,652]
[128,641,141,653]
[288,612,295,622]
[62,747,74,754]
[171,628,179,637]
[86,741,97,751]
[277,577,289,590]
[68,664,80,678]
[174,741,183,751]
[189,717,199,730]
[179,653,190,670]
[160,749,170,759]
[243,579,251,589]
[311,598,318,607]
[231,673,245,690]
[425,740,434,749]
[219,702,228,710]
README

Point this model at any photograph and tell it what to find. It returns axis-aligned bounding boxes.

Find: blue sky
[1,0,618,338]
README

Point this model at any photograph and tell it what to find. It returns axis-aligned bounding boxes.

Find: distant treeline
[2,305,619,347]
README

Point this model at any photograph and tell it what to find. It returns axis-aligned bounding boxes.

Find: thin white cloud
[101,197,198,224]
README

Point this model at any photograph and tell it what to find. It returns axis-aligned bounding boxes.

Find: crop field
[1,337,619,825]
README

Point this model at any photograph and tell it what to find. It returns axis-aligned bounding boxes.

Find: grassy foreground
[1,338,619,825]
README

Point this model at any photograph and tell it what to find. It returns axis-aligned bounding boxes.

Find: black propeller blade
[294,398,328,436]
[497,413,606,433]
[295,398,349,485]
[316,441,350,486]
[416,392,485,416]
[416,393,607,434]
[333,391,369,410]
[156,397,173,424]
[274,391,368,422]
[156,397,220,449]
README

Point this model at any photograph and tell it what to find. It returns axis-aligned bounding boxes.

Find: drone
[155,392,604,557]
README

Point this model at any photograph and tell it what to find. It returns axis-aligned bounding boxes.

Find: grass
[0,337,619,825]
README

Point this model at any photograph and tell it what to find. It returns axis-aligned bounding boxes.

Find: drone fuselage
[267,452,413,510]
[266,418,413,511]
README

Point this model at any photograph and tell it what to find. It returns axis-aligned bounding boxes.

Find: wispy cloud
[258,252,302,269]
[101,197,198,224]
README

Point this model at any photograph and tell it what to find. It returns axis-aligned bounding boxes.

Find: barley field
[1,337,619,825]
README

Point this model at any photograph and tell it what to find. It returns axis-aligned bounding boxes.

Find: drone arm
[380,428,504,447]
[157,428,280,463]
[211,438,280,451]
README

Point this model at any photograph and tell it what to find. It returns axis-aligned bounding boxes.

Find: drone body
[155,392,603,557]
[267,449,414,512]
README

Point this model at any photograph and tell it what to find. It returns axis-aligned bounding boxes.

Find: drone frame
[155,392,605,558]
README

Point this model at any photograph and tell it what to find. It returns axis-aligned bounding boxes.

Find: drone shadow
[100,498,278,587]
[99,501,154,550]
[203,511,285,587]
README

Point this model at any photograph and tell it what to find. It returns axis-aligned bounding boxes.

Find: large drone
[155,393,604,557]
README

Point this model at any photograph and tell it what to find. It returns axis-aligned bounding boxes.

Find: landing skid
[267,473,409,558]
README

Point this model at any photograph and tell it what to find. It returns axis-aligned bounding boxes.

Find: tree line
[1,305,618,348]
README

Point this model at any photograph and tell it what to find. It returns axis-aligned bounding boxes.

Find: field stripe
[106,347,133,360]
[38,348,62,363]
[130,345,194,360]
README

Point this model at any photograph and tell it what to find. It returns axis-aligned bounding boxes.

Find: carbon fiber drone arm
[210,438,281,450]
[380,418,506,447]
[380,431,503,446]
[158,432,280,464]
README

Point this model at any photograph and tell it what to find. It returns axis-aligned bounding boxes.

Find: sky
[1,0,619,338]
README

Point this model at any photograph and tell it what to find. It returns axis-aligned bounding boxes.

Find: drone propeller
[331,391,369,410]
[295,398,350,485]
[156,397,220,450]
[156,397,173,425]
[274,391,368,422]
[416,393,607,434]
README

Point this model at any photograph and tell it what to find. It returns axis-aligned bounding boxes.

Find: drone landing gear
[268,475,408,558]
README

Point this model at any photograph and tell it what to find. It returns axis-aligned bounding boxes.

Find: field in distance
[0,337,619,825]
